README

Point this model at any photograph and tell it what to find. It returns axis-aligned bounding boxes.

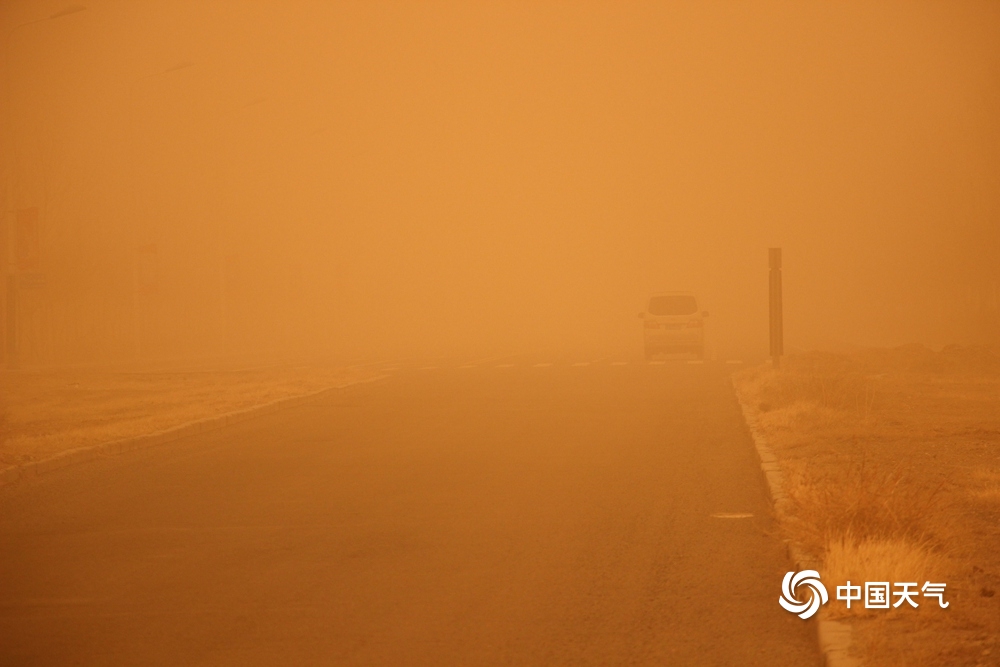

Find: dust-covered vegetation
[0,364,383,469]
[734,344,1000,665]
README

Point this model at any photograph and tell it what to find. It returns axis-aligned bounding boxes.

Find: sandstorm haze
[3,0,999,366]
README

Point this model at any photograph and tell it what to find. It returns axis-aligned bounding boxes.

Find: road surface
[0,358,821,665]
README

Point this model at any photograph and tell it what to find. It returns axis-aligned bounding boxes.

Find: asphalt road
[0,358,821,666]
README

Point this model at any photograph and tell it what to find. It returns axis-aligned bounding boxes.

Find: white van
[639,292,708,360]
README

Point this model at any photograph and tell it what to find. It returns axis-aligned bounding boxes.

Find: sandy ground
[733,344,1000,666]
[0,363,383,471]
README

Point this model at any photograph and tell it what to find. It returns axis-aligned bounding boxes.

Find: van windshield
[648,295,698,316]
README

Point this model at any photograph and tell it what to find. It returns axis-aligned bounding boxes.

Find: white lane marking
[533,362,553,367]
[495,363,514,368]
[687,360,704,365]
[725,360,744,364]
[610,361,628,366]
[711,513,754,519]
[571,362,590,367]
[470,354,516,366]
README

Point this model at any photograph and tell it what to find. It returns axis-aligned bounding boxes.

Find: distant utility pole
[769,247,783,369]
[2,5,88,369]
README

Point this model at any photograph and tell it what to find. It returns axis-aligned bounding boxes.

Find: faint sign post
[15,206,41,272]
[3,6,87,367]
[134,243,159,359]
[4,275,15,368]
[6,206,43,367]
[17,206,45,290]
[769,247,783,369]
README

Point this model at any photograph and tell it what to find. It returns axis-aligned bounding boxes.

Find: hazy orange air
[2,0,998,365]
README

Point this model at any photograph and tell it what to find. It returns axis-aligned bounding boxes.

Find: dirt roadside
[733,344,1000,666]
[0,363,383,472]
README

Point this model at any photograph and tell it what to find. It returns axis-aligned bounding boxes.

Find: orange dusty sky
[2,1,998,363]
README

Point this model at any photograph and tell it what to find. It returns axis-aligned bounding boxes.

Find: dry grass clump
[823,535,945,619]
[780,453,951,615]
[781,457,945,556]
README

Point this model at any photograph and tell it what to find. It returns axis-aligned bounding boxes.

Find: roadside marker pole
[769,248,783,369]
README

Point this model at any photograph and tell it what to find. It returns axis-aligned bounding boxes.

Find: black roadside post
[769,247,783,369]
